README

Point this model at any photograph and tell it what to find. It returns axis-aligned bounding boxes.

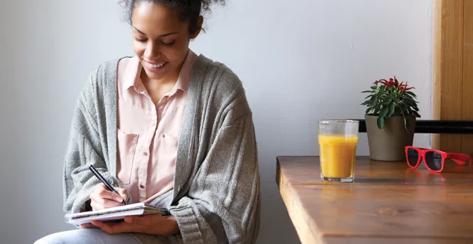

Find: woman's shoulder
[94,56,132,79]
[78,56,130,103]
[194,54,244,95]
[192,55,251,118]
[85,56,131,89]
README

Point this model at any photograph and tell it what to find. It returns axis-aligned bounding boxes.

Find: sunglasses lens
[406,148,419,167]
[425,151,443,171]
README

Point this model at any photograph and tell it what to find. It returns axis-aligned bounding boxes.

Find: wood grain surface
[277,156,473,244]
[433,0,473,156]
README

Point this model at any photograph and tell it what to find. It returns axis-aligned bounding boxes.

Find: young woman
[35,0,260,243]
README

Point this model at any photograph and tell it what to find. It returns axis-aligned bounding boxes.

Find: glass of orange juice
[318,120,359,183]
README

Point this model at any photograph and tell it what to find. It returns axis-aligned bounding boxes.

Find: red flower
[374,76,414,92]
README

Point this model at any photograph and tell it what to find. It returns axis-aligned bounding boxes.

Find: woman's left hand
[90,214,179,236]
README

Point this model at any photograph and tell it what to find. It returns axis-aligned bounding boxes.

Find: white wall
[0,0,432,243]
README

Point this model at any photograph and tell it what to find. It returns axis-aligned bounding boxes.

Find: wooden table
[276,156,473,244]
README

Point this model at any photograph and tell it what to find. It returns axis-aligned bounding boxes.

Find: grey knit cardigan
[63,55,260,243]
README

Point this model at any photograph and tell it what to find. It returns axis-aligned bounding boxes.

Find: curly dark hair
[120,0,225,34]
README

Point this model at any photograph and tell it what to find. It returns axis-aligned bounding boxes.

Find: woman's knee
[34,231,71,244]
[34,229,145,244]
[34,229,102,244]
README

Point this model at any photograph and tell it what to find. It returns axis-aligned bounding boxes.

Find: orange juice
[319,135,358,179]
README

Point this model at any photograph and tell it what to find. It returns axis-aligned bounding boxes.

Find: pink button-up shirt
[116,51,195,202]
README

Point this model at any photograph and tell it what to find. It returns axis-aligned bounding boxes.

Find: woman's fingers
[117,188,129,203]
[90,198,124,210]
[94,184,125,202]
[91,220,137,234]
[79,223,96,228]
[89,184,127,210]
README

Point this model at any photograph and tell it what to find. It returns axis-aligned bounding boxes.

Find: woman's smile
[142,59,168,75]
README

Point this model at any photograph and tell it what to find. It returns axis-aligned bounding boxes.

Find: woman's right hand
[89,184,128,211]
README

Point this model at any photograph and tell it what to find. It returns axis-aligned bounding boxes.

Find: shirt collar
[121,56,144,94]
[168,50,196,96]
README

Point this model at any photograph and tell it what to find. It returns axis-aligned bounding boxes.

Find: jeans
[34,228,181,244]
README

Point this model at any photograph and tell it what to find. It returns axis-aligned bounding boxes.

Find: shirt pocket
[154,133,179,164]
[117,129,139,185]
[162,133,179,154]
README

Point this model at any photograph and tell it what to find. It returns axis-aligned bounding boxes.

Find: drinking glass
[318,120,359,182]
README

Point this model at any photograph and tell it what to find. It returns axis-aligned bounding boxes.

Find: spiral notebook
[65,202,170,225]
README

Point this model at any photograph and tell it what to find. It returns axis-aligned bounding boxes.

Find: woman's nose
[144,41,160,59]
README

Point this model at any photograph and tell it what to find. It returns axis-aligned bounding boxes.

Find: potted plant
[361,77,420,161]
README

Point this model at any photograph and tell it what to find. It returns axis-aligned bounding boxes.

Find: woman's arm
[63,69,120,213]
[170,113,260,243]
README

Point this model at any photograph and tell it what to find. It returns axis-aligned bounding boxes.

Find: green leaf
[403,116,408,131]
[387,102,396,117]
[383,98,393,106]
[380,106,389,118]
[377,116,385,129]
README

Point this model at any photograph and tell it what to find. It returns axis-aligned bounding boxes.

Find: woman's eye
[135,37,147,42]
[161,40,176,46]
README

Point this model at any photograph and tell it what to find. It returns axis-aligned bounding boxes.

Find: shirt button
[139,184,145,189]
[162,134,166,138]
[143,152,148,156]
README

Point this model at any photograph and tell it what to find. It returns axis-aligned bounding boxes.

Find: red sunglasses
[404,146,471,173]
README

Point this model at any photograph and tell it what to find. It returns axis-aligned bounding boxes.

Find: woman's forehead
[131,2,188,35]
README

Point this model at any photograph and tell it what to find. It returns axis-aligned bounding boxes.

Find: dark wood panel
[355,119,473,134]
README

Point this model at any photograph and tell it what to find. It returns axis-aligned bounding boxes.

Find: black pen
[88,165,127,205]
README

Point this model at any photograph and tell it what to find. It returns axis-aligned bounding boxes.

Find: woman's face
[131,2,195,82]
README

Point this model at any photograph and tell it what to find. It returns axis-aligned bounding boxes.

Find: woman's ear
[190,16,204,38]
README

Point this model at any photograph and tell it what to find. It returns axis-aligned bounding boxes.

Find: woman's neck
[141,71,177,104]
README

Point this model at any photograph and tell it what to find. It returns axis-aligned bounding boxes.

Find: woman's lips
[143,60,168,73]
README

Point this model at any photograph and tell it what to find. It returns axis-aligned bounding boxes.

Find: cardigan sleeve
[169,112,260,244]
[62,70,119,213]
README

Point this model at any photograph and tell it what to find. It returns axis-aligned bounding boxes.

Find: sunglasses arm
[447,153,472,165]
